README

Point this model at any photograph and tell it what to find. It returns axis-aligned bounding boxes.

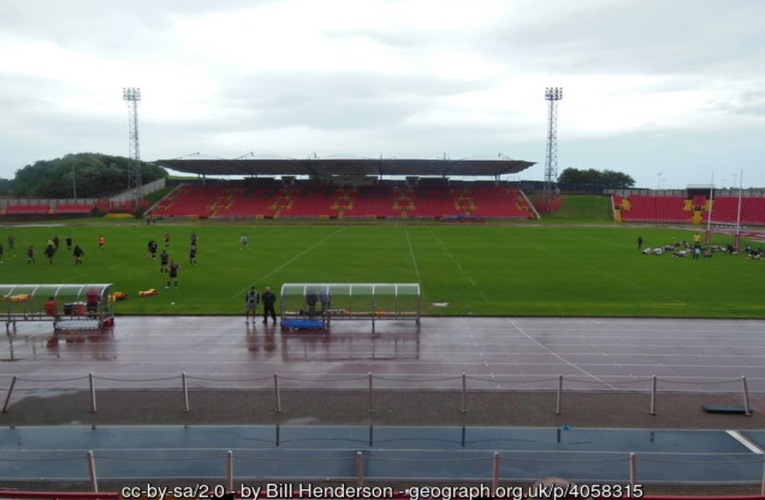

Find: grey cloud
[0,1,262,59]
[326,26,438,51]
[705,89,765,117]
[477,0,765,76]
[212,72,484,131]
[0,2,162,50]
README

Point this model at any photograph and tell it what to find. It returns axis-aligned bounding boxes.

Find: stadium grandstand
[0,201,94,216]
[0,179,165,217]
[611,186,765,225]
[149,156,541,220]
[7,155,765,227]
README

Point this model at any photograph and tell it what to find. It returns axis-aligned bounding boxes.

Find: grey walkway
[1,425,763,484]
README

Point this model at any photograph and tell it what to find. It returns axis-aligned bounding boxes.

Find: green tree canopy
[0,178,13,196]
[11,153,167,198]
[558,167,635,189]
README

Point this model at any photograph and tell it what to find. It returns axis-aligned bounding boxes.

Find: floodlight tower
[543,87,563,210]
[123,87,142,202]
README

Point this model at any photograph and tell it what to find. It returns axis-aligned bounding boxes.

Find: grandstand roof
[157,157,535,178]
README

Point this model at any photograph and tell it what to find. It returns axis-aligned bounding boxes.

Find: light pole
[734,170,743,251]
[543,87,563,211]
[705,172,714,245]
[123,87,142,206]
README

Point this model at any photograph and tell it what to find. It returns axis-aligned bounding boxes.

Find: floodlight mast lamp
[543,87,563,210]
[123,87,142,202]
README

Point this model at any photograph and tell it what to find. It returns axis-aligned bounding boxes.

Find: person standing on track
[245,286,260,324]
[261,287,277,325]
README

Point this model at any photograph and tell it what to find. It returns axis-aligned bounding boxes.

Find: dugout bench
[279,283,421,333]
[1,284,115,333]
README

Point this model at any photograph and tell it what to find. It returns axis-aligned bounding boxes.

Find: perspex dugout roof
[279,283,421,324]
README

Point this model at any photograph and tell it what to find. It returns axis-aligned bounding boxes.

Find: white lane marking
[509,319,618,390]
[231,227,347,298]
[726,430,764,454]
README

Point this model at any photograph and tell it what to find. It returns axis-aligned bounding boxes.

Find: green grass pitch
[1,220,763,318]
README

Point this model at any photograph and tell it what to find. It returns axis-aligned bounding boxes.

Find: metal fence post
[226,450,234,492]
[182,372,189,412]
[629,452,637,487]
[742,376,752,416]
[88,373,97,413]
[87,450,98,492]
[2,375,17,413]
[367,372,373,413]
[650,375,657,415]
[555,375,563,414]
[460,372,467,413]
[274,373,282,413]
[356,451,364,486]
[492,452,500,495]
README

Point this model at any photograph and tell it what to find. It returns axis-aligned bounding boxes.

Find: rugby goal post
[279,283,421,331]
[1,283,115,332]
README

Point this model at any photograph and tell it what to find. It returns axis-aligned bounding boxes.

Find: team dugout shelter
[280,283,421,332]
[1,284,115,332]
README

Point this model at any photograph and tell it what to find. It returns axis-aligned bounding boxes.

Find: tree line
[0,153,167,198]
[557,167,635,189]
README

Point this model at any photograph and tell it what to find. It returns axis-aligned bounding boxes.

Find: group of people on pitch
[3,234,86,265]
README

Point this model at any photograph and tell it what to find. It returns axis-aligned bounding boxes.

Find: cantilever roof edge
[157,158,536,177]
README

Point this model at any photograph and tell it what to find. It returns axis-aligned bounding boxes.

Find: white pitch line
[404,227,422,286]
[508,319,618,390]
[231,227,347,298]
[726,430,764,454]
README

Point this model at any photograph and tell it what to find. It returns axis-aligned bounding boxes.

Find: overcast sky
[1,0,764,189]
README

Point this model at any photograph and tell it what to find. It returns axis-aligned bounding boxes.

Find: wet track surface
[2,316,764,392]
[2,316,765,485]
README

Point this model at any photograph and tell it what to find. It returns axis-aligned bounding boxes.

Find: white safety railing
[1,372,755,416]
